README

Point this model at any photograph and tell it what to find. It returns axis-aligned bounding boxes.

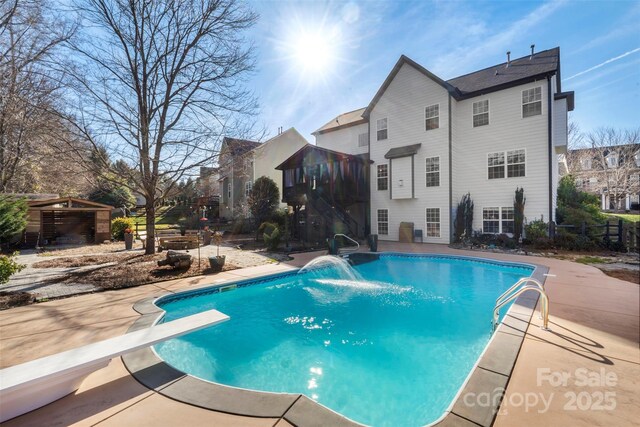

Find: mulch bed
[57,253,238,290]
[32,253,140,268]
[599,269,639,285]
[0,292,35,310]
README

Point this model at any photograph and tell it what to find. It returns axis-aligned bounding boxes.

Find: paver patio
[0,244,637,426]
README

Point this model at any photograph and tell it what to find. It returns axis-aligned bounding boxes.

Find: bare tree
[61,0,259,253]
[575,127,640,210]
[0,0,76,192]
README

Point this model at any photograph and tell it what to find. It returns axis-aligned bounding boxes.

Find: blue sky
[246,0,640,142]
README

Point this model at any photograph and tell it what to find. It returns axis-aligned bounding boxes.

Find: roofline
[312,108,367,135]
[363,55,461,118]
[455,72,557,100]
[312,117,368,135]
[275,143,371,170]
[554,91,575,111]
[28,197,114,209]
[446,47,559,82]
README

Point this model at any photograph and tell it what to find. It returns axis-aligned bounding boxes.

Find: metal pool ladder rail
[493,278,550,332]
[334,233,359,254]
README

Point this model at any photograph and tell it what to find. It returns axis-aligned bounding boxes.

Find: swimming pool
[153,253,534,426]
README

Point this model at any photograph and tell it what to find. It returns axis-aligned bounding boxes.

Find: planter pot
[124,233,134,250]
[208,255,226,271]
[367,234,378,252]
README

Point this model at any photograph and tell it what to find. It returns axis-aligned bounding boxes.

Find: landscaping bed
[0,291,35,310]
[32,253,139,268]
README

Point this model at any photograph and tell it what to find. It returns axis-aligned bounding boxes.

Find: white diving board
[0,309,229,422]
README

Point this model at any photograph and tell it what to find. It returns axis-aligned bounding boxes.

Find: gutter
[547,76,553,236]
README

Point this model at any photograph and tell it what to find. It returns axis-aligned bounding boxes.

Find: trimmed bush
[525,219,548,241]
[263,225,281,251]
[111,217,135,240]
[0,252,25,285]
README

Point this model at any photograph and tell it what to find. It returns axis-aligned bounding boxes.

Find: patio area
[0,243,638,426]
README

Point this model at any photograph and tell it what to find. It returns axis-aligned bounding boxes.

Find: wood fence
[553,219,640,252]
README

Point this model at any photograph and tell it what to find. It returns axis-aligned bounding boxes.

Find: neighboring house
[218,128,308,219]
[566,144,640,210]
[196,167,220,199]
[314,46,573,243]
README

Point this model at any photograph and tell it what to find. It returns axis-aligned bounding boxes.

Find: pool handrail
[493,283,550,332]
[334,233,359,254]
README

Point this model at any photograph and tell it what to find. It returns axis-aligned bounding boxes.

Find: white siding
[391,156,412,199]
[452,78,552,231]
[315,123,368,155]
[252,128,308,208]
[369,63,451,243]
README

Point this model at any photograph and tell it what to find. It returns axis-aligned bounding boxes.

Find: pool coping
[122,252,549,427]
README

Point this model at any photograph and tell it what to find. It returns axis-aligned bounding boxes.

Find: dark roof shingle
[446,47,560,97]
[222,137,261,156]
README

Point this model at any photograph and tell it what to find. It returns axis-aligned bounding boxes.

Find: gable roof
[362,47,561,118]
[275,144,371,170]
[312,108,367,135]
[256,127,309,149]
[222,137,261,156]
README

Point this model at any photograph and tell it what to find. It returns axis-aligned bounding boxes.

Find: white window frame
[472,99,489,127]
[606,153,618,168]
[483,207,517,234]
[507,149,526,178]
[580,158,592,170]
[227,182,232,201]
[377,209,389,235]
[522,86,542,118]
[377,118,388,141]
[425,208,441,238]
[425,156,440,187]
[487,152,505,180]
[425,104,439,130]
[377,164,389,191]
[244,181,252,197]
[358,132,369,147]
[487,149,526,179]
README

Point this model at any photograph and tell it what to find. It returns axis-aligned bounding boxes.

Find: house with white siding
[313,46,574,243]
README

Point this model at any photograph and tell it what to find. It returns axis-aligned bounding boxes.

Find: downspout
[547,76,553,236]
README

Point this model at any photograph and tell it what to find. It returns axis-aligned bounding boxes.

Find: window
[483,207,515,234]
[631,174,640,184]
[488,152,505,179]
[580,158,592,170]
[425,104,439,130]
[377,118,388,141]
[606,153,618,168]
[227,182,232,200]
[377,164,388,190]
[501,207,515,234]
[507,149,526,177]
[522,86,542,118]
[358,132,369,147]
[488,150,525,179]
[244,181,252,197]
[473,100,489,127]
[635,152,640,167]
[425,157,440,187]
[377,209,389,235]
[483,208,500,233]
[426,208,440,238]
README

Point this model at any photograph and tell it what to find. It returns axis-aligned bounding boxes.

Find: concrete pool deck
[0,244,638,426]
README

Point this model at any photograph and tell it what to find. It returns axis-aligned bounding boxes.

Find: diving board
[0,309,229,422]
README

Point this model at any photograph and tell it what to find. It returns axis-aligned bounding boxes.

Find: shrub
[258,222,278,235]
[513,187,525,242]
[248,176,280,239]
[531,237,554,250]
[0,196,28,246]
[453,193,473,242]
[263,226,281,251]
[269,209,287,229]
[0,252,25,285]
[525,219,548,241]
[231,217,253,234]
[111,217,135,240]
[601,236,626,252]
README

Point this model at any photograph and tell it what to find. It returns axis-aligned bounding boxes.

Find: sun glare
[292,30,335,74]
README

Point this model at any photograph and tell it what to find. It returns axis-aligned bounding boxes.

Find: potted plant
[208,232,225,271]
[202,225,212,245]
[124,228,134,250]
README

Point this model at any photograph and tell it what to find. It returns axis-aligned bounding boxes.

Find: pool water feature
[154,254,533,426]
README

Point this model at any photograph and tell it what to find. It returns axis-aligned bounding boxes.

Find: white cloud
[565,47,640,81]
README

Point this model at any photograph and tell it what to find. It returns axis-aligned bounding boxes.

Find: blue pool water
[154,254,533,426]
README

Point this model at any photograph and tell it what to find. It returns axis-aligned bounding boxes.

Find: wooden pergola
[25,197,113,247]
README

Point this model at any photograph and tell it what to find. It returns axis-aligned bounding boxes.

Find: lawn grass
[605,213,640,223]
[130,205,187,230]
[574,256,609,265]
